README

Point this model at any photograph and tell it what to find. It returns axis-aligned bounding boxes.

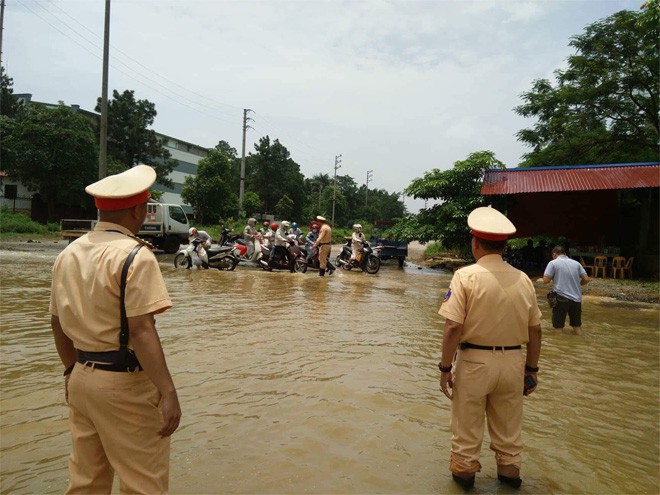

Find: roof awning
[481,162,660,195]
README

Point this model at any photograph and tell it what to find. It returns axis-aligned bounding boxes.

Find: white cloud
[3,0,640,212]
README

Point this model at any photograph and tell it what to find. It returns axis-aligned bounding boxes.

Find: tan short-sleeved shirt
[49,221,172,352]
[438,254,541,346]
[315,224,332,245]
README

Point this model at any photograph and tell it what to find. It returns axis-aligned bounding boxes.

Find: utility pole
[365,170,373,206]
[98,0,111,179]
[239,109,253,217]
[331,154,342,226]
[0,0,5,69]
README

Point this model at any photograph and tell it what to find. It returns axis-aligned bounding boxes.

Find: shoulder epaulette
[127,234,156,251]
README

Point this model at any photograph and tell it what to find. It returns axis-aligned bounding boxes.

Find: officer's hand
[440,372,454,400]
[158,390,182,437]
[523,372,538,396]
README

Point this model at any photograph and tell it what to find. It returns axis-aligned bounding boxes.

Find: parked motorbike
[174,237,239,270]
[260,235,307,273]
[336,239,381,274]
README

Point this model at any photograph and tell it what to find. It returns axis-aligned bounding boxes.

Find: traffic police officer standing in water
[50,165,181,494]
[437,207,542,490]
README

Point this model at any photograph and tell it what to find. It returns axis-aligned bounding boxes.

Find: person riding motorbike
[305,223,320,263]
[289,222,303,241]
[263,222,276,247]
[243,218,259,259]
[350,224,366,270]
[273,221,291,263]
[260,220,271,234]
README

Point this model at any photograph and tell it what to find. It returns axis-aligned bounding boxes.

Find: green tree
[515,3,659,166]
[0,66,21,118]
[275,194,295,219]
[95,89,175,186]
[181,150,237,223]
[245,136,305,215]
[242,191,263,216]
[388,151,506,256]
[302,173,332,220]
[1,103,97,219]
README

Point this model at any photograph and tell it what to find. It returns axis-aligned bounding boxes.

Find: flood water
[1,245,658,494]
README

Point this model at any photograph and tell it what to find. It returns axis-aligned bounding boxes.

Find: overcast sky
[4,0,640,212]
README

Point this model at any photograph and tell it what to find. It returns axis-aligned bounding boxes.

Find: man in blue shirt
[540,245,590,335]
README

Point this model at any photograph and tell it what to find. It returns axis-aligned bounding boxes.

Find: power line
[17,0,338,169]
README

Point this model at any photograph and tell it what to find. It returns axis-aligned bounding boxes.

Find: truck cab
[140,202,190,253]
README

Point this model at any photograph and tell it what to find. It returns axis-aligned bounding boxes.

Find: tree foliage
[96,89,175,186]
[0,66,21,118]
[388,151,505,256]
[515,3,659,166]
[181,150,237,224]
[1,103,97,219]
[245,136,305,215]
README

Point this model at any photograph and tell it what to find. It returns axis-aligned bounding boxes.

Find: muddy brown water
[1,245,658,494]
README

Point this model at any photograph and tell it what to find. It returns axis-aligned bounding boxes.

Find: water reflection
[0,248,657,494]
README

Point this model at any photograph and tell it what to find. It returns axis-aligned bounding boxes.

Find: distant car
[372,222,407,267]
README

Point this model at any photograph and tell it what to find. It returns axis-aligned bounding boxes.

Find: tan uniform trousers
[66,364,170,495]
[450,348,525,474]
[318,244,331,269]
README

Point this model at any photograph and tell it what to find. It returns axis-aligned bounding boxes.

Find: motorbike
[336,238,381,274]
[174,237,239,270]
[260,234,307,273]
[231,232,265,264]
[299,244,337,274]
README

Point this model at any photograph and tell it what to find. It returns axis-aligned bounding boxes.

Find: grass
[0,209,60,235]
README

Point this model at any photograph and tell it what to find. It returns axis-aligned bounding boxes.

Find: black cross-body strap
[119,244,144,350]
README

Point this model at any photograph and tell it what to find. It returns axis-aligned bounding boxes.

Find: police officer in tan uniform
[437,207,542,490]
[312,215,335,276]
[50,165,181,494]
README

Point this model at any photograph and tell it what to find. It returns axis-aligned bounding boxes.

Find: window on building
[4,184,17,199]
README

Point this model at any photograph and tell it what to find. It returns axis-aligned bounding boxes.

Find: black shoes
[319,269,325,277]
[452,474,475,491]
[498,474,522,489]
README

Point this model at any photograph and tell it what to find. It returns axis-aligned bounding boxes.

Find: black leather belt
[77,350,143,372]
[459,342,521,351]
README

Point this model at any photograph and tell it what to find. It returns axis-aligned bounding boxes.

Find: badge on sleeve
[442,288,452,303]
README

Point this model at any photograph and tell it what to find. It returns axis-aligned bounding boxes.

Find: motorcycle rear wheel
[365,255,381,274]
[294,258,308,273]
[337,255,352,270]
[212,256,239,271]
[174,253,191,269]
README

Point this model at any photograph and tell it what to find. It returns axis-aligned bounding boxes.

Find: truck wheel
[163,236,181,254]
[398,257,405,268]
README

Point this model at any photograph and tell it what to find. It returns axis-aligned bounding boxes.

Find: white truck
[61,202,191,254]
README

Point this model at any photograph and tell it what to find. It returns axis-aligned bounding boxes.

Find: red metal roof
[481,162,660,195]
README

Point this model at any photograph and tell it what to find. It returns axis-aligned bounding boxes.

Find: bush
[0,209,56,234]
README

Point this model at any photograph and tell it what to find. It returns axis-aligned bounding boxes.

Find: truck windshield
[169,206,188,224]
